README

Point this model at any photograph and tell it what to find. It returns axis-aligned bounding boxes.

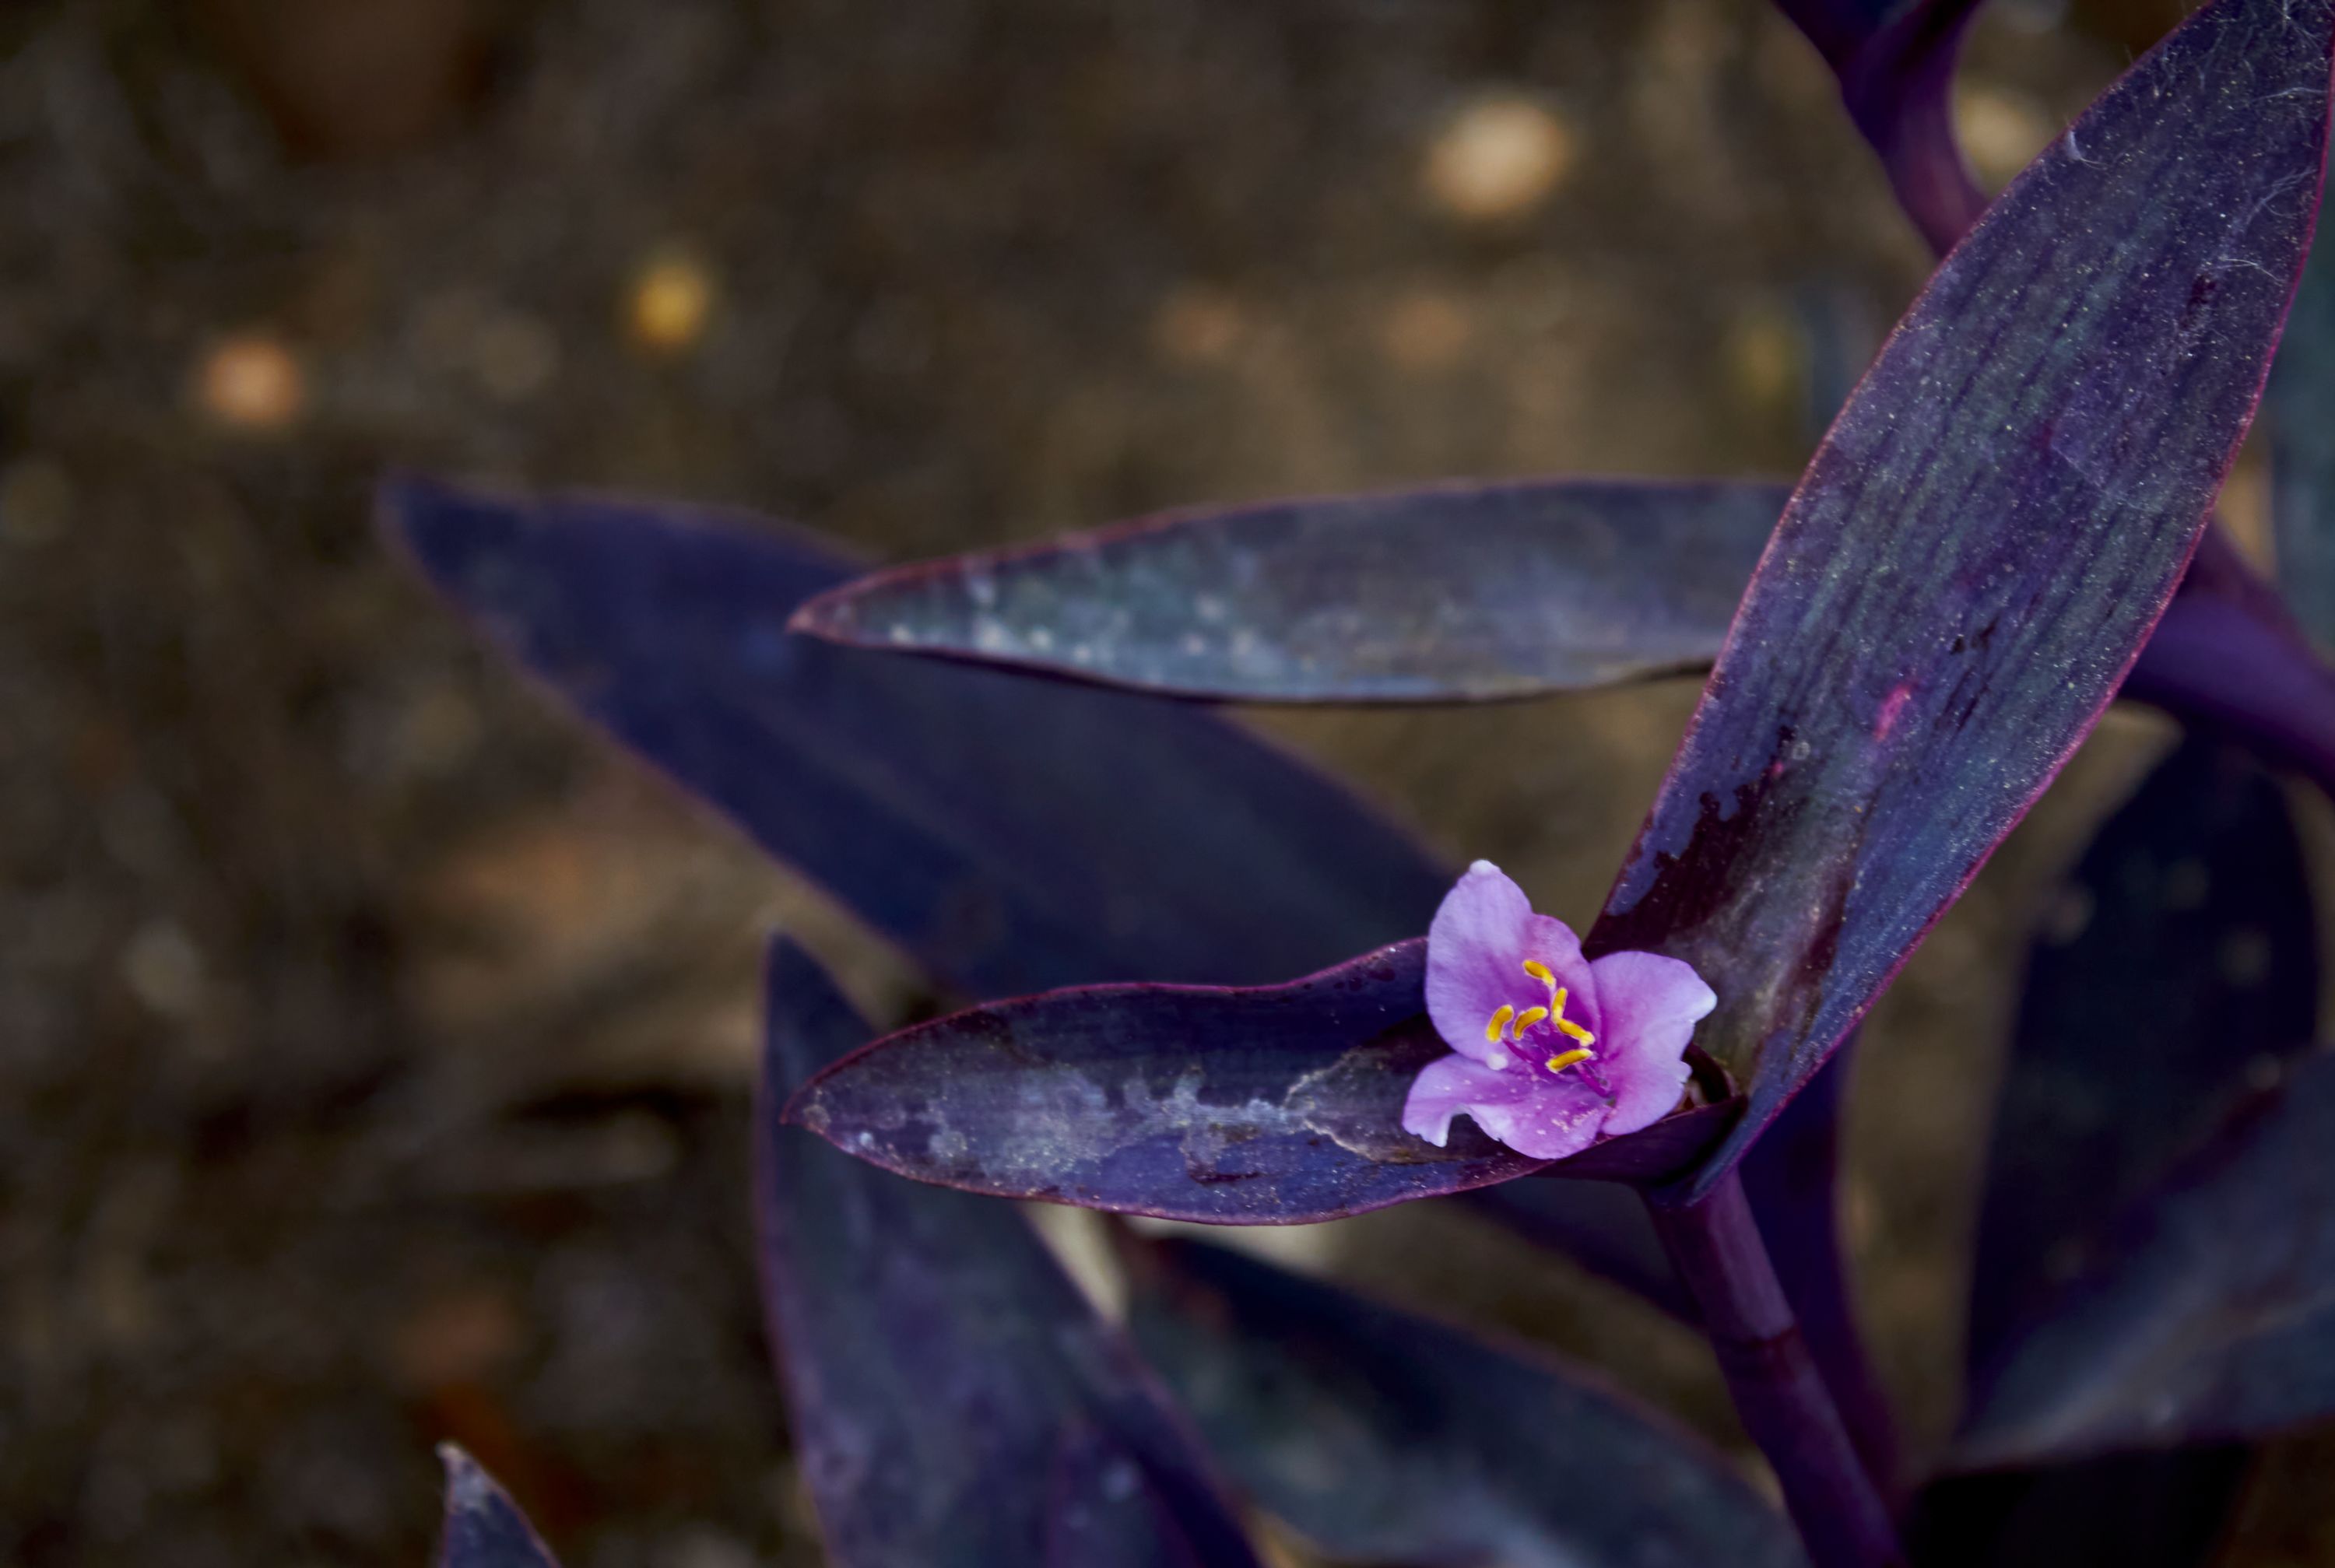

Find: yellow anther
[1493,969,1595,1054]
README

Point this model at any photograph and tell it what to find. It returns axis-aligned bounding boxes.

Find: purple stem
[2133,546,2335,805]
[1740,1040,1901,1500]
[1842,0,1989,257]
[1646,1173,1905,1568]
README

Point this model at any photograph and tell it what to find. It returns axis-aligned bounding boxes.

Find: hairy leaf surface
[1592,0,2335,1197]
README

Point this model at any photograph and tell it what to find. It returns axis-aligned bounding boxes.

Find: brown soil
[6,2,2320,1564]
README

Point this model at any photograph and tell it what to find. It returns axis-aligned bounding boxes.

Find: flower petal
[1426,861,1585,1061]
[1401,1051,1533,1145]
[1402,1051,1610,1161]
[1585,949,1716,1134]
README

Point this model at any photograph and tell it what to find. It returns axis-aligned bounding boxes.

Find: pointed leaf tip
[1597,0,2335,1197]
[378,476,1445,998]
[752,942,1262,1566]
[787,479,1792,702]
[783,940,1541,1222]
[432,1446,561,1568]
[788,938,1744,1222]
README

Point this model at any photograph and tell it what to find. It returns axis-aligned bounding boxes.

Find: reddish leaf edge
[1626,0,2335,1201]
[1653,505,2300,1201]
[784,472,1796,705]
[781,938,1747,1222]
[785,468,2335,806]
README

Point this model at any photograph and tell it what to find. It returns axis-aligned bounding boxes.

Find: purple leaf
[432,1447,561,1568]
[1469,1046,1897,1464]
[785,938,1740,1223]
[1122,1237,1809,1567]
[789,479,1790,702]
[753,941,1260,1566]
[1771,0,1986,254]
[787,466,2335,800]
[378,475,1445,997]
[1455,1177,1695,1321]
[384,480,1754,1254]
[1044,1424,1210,1568]
[1589,0,2335,1199]
[2125,581,2335,801]
[1967,739,2318,1379]
[1957,1048,2335,1467]
[2271,200,2335,643]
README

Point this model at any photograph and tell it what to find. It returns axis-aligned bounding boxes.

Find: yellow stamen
[1484,1004,1515,1044]
[1545,1047,1595,1074]
[1522,959,1555,986]
[1509,1005,1550,1039]
[1555,1014,1596,1047]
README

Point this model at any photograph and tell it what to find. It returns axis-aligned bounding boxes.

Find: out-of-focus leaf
[753,941,1259,1566]
[784,472,2335,809]
[1958,1048,2335,1466]
[1456,1177,1695,1321]
[1460,1068,1883,1354]
[1589,0,2335,1199]
[1771,0,1986,254]
[786,465,2335,812]
[2272,194,2335,646]
[2125,587,2335,802]
[433,1447,561,1568]
[786,938,1739,1222]
[379,475,1445,998]
[1044,1424,1209,1568]
[1906,1450,2252,1568]
[1123,1237,1808,1568]
[788,479,1789,702]
[1740,1045,1900,1491]
[386,481,1743,1261]
[1968,739,2319,1376]
[1455,1051,1888,1349]
[1935,738,2309,1556]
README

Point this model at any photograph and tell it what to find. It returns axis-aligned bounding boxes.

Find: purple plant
[1402,861,1714,1159]
[411,1,2335,1563]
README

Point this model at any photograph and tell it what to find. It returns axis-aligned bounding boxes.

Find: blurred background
[6,0,2327,1563]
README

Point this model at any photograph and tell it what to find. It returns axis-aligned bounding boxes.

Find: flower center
[1484,959,1598,1075]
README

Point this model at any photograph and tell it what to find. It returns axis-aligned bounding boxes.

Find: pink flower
[1402,861,1715,1160]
